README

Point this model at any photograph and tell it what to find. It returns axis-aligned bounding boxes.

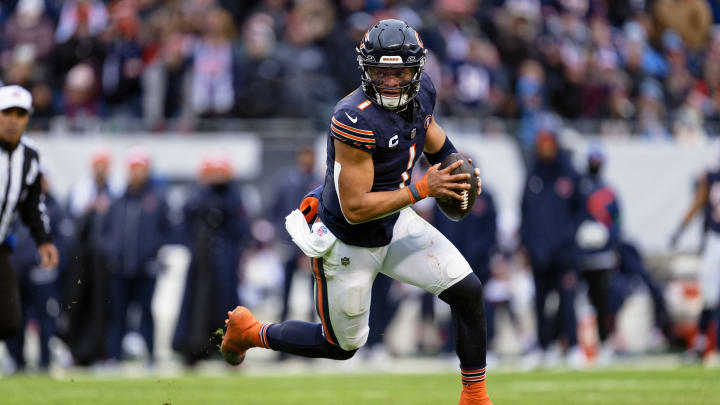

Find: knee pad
[338,325,369,351]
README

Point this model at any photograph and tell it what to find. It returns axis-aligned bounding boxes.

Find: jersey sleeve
[420,72,437,112]
[329,109,376,153]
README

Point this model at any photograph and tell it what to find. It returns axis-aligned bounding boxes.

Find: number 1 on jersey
[399,144,416,189]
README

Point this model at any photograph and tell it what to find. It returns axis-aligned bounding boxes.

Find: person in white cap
[0,85,59,341]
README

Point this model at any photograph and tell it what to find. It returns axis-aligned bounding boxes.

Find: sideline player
[221,20,493,404]
[0,85,59,340]
[671,166,720,364]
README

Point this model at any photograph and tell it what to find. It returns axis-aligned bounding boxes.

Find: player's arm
[423,117,482,194]
[671,174,708,247]
[335,139,468,224]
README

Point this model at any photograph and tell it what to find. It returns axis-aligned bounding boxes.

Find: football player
[221,20,493,404]
[671,165,720,365]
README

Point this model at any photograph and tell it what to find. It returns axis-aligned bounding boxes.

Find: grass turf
[1,368,719,405]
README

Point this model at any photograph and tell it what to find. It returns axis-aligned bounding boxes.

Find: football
[436,152,478,221]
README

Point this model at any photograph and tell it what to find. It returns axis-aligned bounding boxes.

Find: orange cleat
[458,381,493,405]
[220,306,268,365]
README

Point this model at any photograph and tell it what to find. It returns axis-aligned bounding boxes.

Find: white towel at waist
[284,209,337,258]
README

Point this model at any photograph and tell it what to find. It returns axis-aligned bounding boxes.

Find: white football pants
[311,207,472,351]
[701,232,720,308]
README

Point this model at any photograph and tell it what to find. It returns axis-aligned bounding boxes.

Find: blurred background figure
[575,145,622,366]
[268,145,321,331]
[5,172,72,373]
[172,153,250,366]
[520,129,583,369]
[59,148,116,366]
[68,147,116,218]
[189,8,237,119]
[100,0,144,120]
[670,158,720,365]
[611,240,675,351]
[101,147,171,364]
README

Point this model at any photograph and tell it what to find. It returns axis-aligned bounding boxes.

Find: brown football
[436,153,478,221]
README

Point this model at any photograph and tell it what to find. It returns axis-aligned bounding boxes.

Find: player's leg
[0,247,22,339]
[694,233,720,359]
[222,241,380,363]
[382,209,491,405]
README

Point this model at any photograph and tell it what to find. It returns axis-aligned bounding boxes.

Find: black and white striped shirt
[0,137,50,245]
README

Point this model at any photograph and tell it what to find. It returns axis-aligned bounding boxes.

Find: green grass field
[1,368,719,405]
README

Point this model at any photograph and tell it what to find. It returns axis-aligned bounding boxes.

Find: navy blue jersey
[319,72,437,247]
[705,169,720,234]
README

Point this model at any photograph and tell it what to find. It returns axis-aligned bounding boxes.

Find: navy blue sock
[265,321,356,360]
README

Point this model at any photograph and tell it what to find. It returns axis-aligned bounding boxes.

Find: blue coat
[101,181,172,277]
[520,150,582,270]
[173,183,250,361]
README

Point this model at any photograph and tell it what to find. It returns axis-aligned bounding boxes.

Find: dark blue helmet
[356,19,427,110]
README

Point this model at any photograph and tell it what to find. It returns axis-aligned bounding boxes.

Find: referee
[0,85,59,340]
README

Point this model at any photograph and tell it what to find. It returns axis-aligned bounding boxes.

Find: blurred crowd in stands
[1,0,720,137]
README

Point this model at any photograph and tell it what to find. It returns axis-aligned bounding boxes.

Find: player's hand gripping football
[423,160,476,201]
[466,157,483,196]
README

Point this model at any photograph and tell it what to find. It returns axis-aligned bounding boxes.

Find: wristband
[406,173,430,205]
[405,186,417,204]
[425,136,458,165]
[408,183,422,203]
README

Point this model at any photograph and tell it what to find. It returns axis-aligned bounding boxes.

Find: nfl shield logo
[341,257,350,266]
[409,128,416,139]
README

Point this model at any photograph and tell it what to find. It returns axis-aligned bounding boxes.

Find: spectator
[59,148,116,365]
[173,154,250,365]
[189,8,237,118]
[60,63,101,125]
[520,129,583,369]
[1,0,56,66]
[0,0,717,135]
[635,78,670,139]
[52,0,107,91]
[101,147,172,364]
[654,0,712,52]
[274,0,339,125]
[100,0,144,118]
[234,12,284,118]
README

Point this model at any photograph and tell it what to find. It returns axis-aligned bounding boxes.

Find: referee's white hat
[0,85,33,113]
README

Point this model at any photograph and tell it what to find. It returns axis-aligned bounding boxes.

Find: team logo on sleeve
[424,114,432,129]
[341,257,350,266]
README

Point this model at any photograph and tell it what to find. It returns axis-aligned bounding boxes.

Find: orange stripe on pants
[312,258,336,346]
